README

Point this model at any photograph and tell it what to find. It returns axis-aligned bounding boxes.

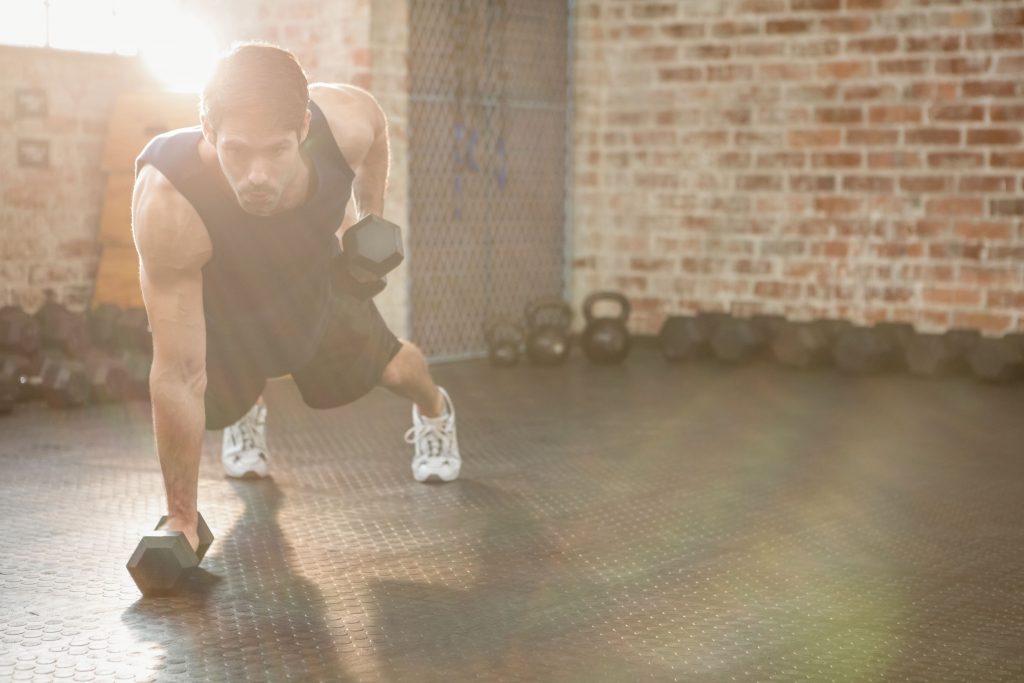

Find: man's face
[203,111,310,216]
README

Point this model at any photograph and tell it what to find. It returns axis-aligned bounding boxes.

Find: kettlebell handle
[582,291,631,324]
[525,300,573,331]
[484,318,524,344]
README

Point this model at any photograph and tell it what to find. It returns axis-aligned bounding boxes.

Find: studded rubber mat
[1,350,1023,681]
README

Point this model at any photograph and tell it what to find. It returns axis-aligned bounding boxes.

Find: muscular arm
[132,165,212,523]
[310,83,389,240]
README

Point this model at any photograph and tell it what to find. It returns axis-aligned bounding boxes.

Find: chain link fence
[408,0,570,360]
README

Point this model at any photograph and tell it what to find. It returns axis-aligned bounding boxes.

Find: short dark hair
[200,42,309,135]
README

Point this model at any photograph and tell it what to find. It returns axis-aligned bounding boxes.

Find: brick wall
[571,0,1024,335]
[0,46,154,312]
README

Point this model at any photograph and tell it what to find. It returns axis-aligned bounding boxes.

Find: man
[132,42,460,552]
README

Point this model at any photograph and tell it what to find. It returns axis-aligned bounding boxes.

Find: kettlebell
[525,300,573,366]
[485,319,524,367]
[582,291,631,364]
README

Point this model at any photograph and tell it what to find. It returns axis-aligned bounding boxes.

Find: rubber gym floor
[1,348,1022,682]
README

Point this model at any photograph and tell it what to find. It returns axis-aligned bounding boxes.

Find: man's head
[200,42,311,215]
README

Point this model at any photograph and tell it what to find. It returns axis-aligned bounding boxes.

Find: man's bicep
[132,168,211,382]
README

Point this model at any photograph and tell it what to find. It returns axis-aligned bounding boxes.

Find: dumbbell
[334,214,404,300]
[485,319,524,367]
[0,305,41,355]
[966,334,1024,383]
[525,300,573,365]
[904,329,979,378]
[126,513,215,596]
[78,348,136,403]
[35,301,90,357]
[581,292,631,364]
[658,312,729,362]
[17,352,93,409]
[832,324,907,374]
[710,314,784,363]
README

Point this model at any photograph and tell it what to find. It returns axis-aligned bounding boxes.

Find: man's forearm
[151,375,207,521]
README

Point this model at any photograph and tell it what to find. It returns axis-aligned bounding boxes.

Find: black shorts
[204,292,403,430]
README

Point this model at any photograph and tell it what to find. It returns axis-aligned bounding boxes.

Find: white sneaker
[404,387,461,483]
[221,402,270,479]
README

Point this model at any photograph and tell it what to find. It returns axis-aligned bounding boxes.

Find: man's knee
[380,340,424,387]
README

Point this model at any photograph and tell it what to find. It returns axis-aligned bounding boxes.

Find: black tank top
[135,100,355,377]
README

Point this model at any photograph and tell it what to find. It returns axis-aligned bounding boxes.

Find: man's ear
[201,116,217,146]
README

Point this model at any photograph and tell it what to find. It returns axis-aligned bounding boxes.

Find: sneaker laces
[404,416,453,461]
[234,405,267,455]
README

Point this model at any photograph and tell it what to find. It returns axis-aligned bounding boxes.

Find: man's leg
[379,340,461,482]
[379,340,445,417]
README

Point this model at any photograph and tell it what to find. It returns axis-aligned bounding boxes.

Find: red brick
[869,105,922,124]
[846,129,899,145]
[963,80,1017,97]
[711,21,761,38]
[953,312,1013,334]
[923,288,983,306]
[933,56,992,76]
[737,175,784,191]
[767,19,812,34]
[814,197,861,214]
[925,197,984,216]
[906,35,961,52]
[986,290,1024,308]
[754,281,801,298]
[661,23,706,39]
[818,61,871,79]
[789,129,842,146]
[717,152,753,169]
[929,242,982,260]
[757,152,806,169]
[846,37,899,53]
[814,107,862,124]
[955,221,1014,240]
[707,64,754,81]
[990,105,1024,122]
[991,151,1024,168]
[842,175,894,193]
[878,59,929,75]
[631,3,676,19]
[820,16,871,32]
[967,129,1022,145]
[843,84,898,100]
[994,8,1024,26]
[868,152,920,169]
[739,0,786,11]
[958,176,1016,193]
[927,152,983,169]
[900,176,951,193]
[688,44,732,60]
[811,151,861,168]
[907,128,961,145]
[792,0,840,10]
[930,105,985,122]
[991,200,1024,216]
[965,32,1023,51]
[847,0,895,8]
[659,67,703,82]
[790,175,836,191]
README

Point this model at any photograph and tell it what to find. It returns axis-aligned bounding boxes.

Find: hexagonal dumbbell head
[341,214,404,280]
[126,532,199,595]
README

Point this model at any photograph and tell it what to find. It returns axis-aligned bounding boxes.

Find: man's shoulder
[133,165,212,269]
[309,83,385,168]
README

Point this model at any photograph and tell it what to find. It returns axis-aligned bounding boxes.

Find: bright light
[0,0,221,93]
[135,1,221,93]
